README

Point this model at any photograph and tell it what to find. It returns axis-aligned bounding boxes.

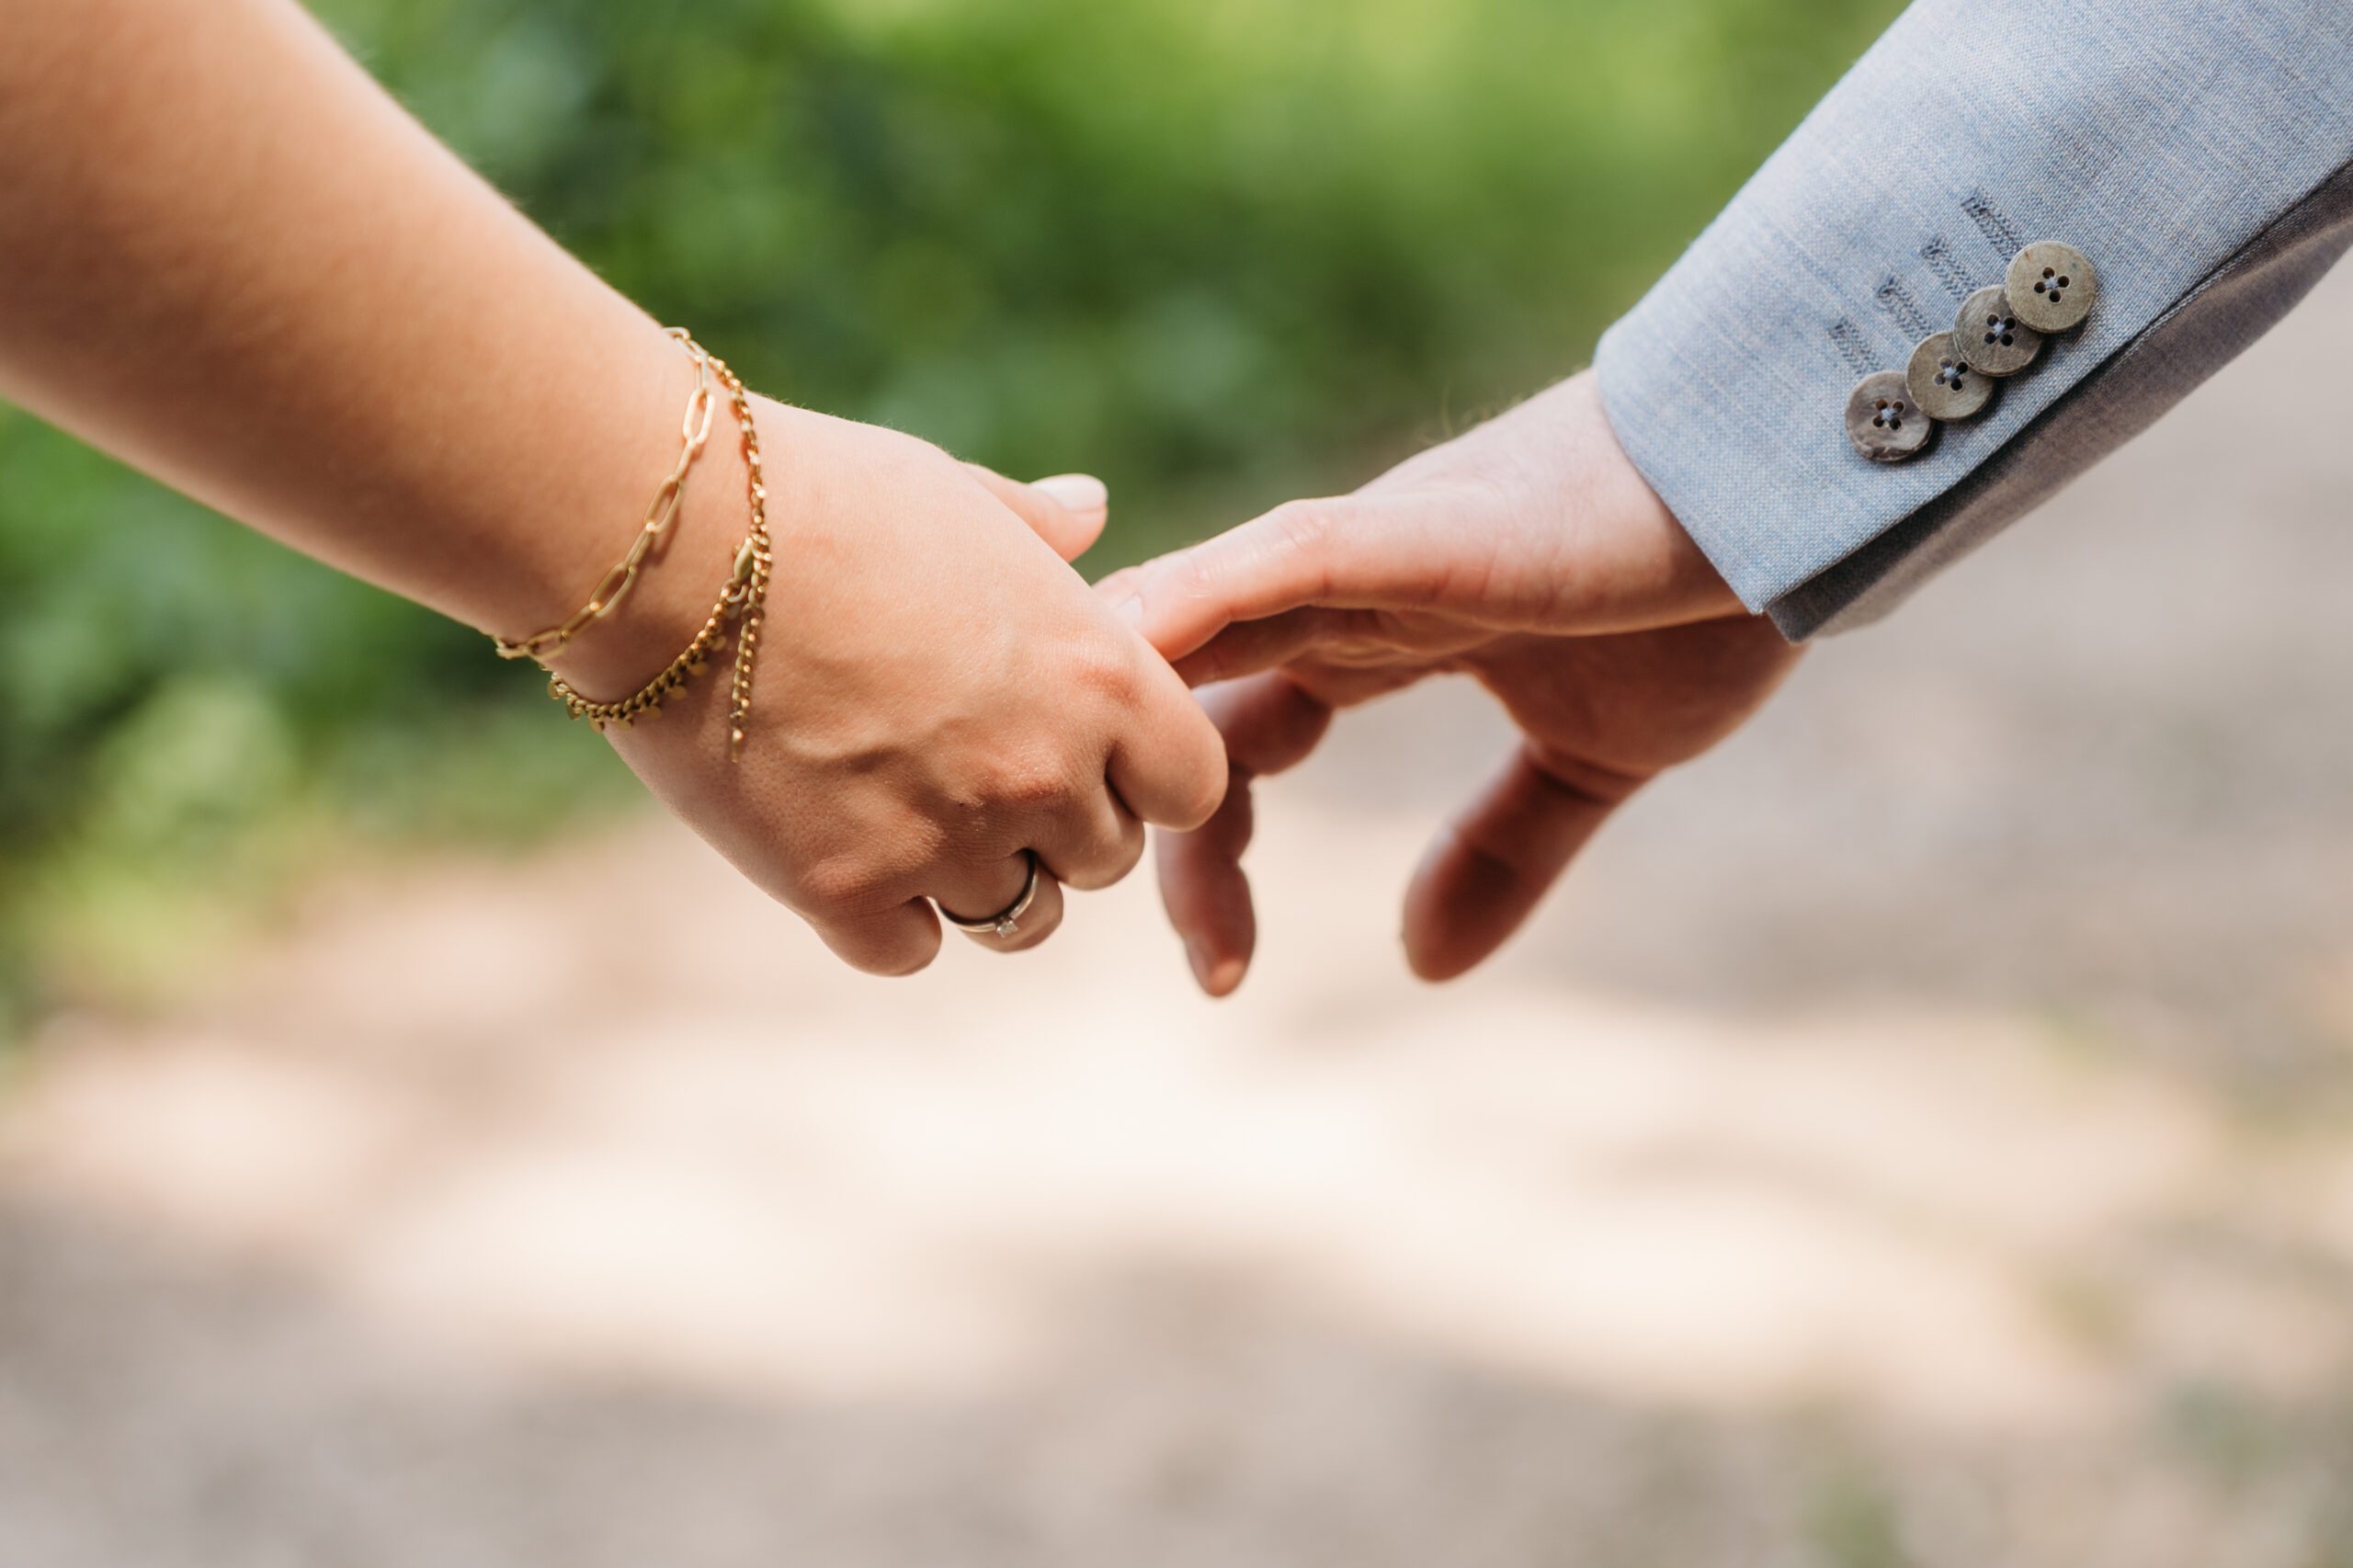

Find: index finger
[1101,494,1432,663]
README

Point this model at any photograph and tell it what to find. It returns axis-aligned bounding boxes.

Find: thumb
[1401,744,1631,982]
[1099,493,1446,664]
[965,465,1109,563]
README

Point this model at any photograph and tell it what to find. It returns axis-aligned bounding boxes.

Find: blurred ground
[4,268,2352,1566]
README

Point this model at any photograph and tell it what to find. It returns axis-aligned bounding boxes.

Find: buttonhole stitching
[1961,190,2025,259]
[1873,276,1934,339]
[1919,236,1974,301]
[1827,318,1875,378]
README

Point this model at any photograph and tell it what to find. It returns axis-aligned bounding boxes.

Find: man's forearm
[0,0,718,652]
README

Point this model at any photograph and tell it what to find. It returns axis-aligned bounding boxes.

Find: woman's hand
[552,400,1228,974]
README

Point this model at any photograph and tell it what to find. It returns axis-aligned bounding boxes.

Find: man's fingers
[1201,671,1336,777]
[1155,778,1256,997]
[1153,673,1337,996]
[966,465,1108,563]
[1172,610,1499,690]
[1102,494,1437,662]
[1401,744,1634,983]
[1169,608,1375,688]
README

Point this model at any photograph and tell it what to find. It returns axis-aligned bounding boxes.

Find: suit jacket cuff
[1592,0,2353,632]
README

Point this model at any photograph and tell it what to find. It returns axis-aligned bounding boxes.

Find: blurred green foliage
[0,0,1902,1021]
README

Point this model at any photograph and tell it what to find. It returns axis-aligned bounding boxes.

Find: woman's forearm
[0,0,711,658]
[0,0,1233,978]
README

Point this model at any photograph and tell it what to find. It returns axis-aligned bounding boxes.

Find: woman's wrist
[452,323,767,707]
[532,390,762,703]
[531,428,743,701]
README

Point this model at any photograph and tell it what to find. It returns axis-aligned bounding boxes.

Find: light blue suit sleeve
[1592,0,2353,638]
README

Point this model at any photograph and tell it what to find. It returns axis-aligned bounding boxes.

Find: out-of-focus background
[5,2,2352,1564]
[0,0,1909,1017]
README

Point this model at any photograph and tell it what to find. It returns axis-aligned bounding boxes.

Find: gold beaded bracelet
[542,341,774,763]
[493,328,717,664]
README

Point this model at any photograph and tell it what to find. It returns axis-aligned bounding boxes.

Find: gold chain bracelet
[494,328,717,663]
[543,341,774,763]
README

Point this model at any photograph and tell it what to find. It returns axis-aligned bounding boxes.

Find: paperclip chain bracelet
[493,328,717,663]
[542,340,774,763]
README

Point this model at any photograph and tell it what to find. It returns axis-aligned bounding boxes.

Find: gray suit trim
[1591,0,2353,639]
[1768,158,2353,639]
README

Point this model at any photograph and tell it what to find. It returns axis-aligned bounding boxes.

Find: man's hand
[1102,372,1745,669]
[1101,371,1800,994]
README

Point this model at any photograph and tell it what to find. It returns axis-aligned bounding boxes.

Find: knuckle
[1067,637,1140,703]
[1124,548,1210,616]
[1265,497,1339,554]
[1168,547,1218,605]
[981,750,1080,815]
[795,856,893,919]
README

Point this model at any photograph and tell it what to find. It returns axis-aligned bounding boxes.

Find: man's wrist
[1575,372,1746,627]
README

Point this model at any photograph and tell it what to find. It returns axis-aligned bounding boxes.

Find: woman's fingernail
[1033,472,1108,512]
[1209,957,1246,996]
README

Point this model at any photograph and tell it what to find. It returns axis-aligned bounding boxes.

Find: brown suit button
[2006,240,2097,334]
[1846,370,1934,463]
[1955,285,2042,377]
[1904,331,1995,421]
